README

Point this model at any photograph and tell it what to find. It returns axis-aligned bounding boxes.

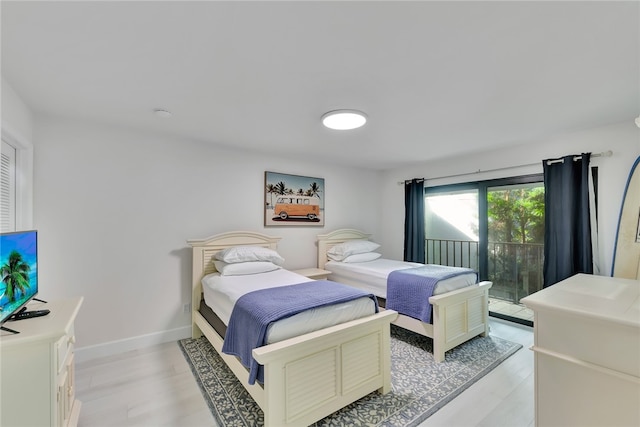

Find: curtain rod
[545,150,612,165]
[398,150,612,184]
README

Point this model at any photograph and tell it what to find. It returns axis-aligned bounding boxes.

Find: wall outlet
[183,303,191,313]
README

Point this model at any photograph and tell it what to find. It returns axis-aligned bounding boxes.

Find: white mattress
[201,268,375,344]
[325,259,477,297]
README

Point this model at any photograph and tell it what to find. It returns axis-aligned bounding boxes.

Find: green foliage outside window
[487,187,545,244]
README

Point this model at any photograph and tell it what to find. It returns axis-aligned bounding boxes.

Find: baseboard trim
[74,325,192,363]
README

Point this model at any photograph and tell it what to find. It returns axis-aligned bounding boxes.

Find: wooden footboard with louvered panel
[254,311,396,426]
[193,307,396,426]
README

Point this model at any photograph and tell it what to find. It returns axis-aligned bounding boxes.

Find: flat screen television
[0,229,38,326]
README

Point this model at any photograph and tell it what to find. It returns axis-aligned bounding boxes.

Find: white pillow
[341,252,382,263]
[327,253,344,261]
[213,260,281,276]
[214,246,285,265]
[327,240,381,261]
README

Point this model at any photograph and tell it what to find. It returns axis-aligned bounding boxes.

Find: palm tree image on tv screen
[2,250,31,302]
[0,230,38,324]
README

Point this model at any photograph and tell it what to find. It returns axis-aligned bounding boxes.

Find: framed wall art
[264,171,324,226]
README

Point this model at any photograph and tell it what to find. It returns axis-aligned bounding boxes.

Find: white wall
[379,121,640,277]
[1,77,34,143]
[18,101,640,361]
[32,116,381,359]
[1,77,35,229]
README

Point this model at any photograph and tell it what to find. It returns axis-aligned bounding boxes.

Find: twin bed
[189,229,492,426]
[317,229,492,363]
[189,231,397,427]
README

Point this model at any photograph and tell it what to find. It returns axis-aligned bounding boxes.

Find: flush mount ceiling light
[322,109,367,130]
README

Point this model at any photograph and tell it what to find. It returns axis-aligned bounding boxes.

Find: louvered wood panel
[202,249,217,275]
[342,332,381,394]
[284,347,338,421]
[467,295,484,328]
[445,301,466,342]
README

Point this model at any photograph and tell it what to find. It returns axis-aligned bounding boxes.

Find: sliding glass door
[486,181,544,324]
[425,175,543,325]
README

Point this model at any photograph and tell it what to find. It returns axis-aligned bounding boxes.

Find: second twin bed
[317,228,493,363]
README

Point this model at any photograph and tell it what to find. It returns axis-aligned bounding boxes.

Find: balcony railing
[425,238,544,305]
[426,238,480,270]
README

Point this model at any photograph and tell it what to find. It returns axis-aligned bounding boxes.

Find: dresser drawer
[535,307,640,378]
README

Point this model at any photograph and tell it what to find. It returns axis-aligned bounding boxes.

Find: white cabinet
[1,298,83,427]
[521,274,639,427]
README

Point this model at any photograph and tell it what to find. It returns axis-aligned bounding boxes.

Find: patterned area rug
[179,325,521,427]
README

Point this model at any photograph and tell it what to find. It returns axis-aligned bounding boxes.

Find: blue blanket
[386,265,477,323]
[221,280,378,385]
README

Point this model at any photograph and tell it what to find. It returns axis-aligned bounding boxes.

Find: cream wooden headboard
[316,228,372,269]
[187,231,281,317]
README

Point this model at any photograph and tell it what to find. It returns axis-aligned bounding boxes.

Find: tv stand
[1,298,83,427]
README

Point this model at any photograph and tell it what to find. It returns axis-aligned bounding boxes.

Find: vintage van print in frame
[265,171,324,226]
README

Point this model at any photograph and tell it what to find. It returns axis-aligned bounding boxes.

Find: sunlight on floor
[489,298,534,322]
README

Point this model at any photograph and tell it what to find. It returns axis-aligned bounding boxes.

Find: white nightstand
[292,268,331,280]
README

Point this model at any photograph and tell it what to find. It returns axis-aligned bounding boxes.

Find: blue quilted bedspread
[221,280,377,385]
[386,265,477,323]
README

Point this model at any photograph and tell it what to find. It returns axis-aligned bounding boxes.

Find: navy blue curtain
[543,153,593,287]
[404,178,425,263]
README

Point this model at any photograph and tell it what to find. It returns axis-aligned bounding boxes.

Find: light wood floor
[76,318,534,426]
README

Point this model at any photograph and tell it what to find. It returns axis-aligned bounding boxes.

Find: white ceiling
[2,1,638,170]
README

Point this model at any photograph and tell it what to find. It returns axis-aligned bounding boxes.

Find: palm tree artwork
[274,181,288,195]
[265,183,276,209]
[264,172,325,226]
[0,250,31,303]
[307,181,322,199]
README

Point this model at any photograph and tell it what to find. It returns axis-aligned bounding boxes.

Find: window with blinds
[1,139,17,232]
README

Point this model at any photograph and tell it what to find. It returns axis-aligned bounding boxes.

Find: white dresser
[521,274,639,427]
[1,297,83,427]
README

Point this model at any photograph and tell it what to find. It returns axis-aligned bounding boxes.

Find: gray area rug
[179,325,522,427]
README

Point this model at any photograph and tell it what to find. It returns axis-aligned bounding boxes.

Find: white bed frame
[317,229,492,363]
[188,231,397,427]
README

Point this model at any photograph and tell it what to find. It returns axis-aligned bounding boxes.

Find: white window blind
[1,139,17,232]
